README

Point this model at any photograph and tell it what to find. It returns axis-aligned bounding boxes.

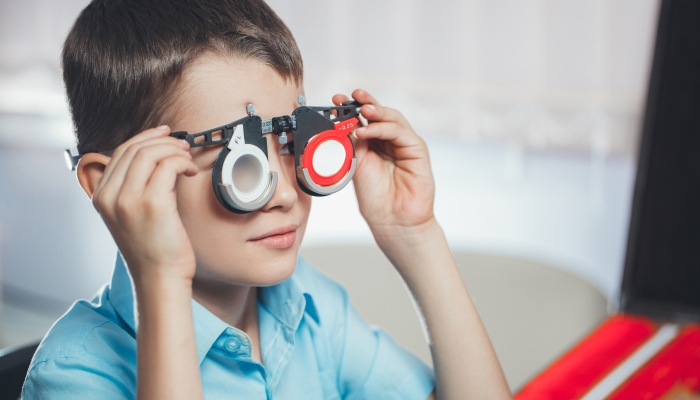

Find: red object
[515,315,657,400]
[609,324,700,399]
[302,117,357,186]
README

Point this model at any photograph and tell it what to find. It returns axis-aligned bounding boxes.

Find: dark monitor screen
[621,0,700,320]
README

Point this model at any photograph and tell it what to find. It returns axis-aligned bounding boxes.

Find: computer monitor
[620,0,700,320]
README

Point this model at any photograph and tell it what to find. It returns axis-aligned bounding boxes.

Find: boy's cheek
[295,184,313,223]
[176,169,213,210]
[184,143,220,168]
[175,166,310,286]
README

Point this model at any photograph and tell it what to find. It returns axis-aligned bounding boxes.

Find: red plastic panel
[301,117,357,186]
[609,324,700,399]
[515,315,656,400]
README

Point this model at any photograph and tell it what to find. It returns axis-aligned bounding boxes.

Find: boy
[22,0,510,398]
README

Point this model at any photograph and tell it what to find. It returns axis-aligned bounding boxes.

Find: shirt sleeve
[23,356,133,400]
[337,293,435,400]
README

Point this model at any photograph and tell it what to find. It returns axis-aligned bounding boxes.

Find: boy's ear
[76,153,111,199]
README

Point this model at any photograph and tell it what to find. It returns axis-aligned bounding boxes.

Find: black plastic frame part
[291,102,361,196]
[170,101,361,147]
[171,115,270,214]
[211,116,268,214]
[291,106,354,196]
[619,0,700,321]
[170,115,251,148]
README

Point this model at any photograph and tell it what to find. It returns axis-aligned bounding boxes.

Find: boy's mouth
[248,224,298,249]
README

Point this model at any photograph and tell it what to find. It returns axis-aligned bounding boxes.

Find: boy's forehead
[171,53,303,133]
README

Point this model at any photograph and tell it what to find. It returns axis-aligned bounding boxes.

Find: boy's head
[63,0,303,155]
[66,0,312,289]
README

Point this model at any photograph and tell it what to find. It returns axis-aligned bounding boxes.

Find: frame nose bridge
[266,134,297,187]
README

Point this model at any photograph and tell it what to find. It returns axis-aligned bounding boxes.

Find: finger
[98,136,189,194]
[143,156,199,199]
[95,138,190,213]
[107,126,173,169]
[332,94,350,106]
[119,143,193,196]
[350,89,410,127]
[354,121,424,149]
[351,89,381,107]
[101,126,186,185]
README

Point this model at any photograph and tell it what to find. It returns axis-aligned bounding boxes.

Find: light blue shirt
[22,254,434,399]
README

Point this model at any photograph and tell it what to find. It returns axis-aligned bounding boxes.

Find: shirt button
[224,338,241,352]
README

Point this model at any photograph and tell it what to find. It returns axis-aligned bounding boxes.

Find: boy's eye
[279,140,295,155]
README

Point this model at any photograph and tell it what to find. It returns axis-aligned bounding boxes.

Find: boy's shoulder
[30,257,344,366]
[24,256,346,389]
[27,285,137,381]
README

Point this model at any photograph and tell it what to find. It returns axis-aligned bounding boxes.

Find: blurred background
[0,0,660,391]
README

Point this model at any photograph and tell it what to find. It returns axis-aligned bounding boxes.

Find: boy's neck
[191,277,260,343]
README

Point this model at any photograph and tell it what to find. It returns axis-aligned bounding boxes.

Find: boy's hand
[332,89,435,239]
[89,126,199,284]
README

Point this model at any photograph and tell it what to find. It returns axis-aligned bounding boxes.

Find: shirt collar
[108,252,320,364]
[108,252,138,333]
[258,263,320,330]
[191,300,230,364]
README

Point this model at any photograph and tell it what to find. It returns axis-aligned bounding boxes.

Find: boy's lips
[248,224,298,249]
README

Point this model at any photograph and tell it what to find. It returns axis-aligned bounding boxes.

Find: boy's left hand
[332,89,435,238]
[335,90,512,399]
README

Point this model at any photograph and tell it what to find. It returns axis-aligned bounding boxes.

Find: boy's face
[170,53,311,289]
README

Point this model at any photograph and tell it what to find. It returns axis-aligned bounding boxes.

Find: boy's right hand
[89,126,199,285]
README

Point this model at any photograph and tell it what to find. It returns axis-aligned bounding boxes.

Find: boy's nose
[260,137,297,212]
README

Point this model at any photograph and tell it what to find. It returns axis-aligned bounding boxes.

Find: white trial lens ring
[220,146,271,203]
[219,172,277,212]
[296,157,357,196]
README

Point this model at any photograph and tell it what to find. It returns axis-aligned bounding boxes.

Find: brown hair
[62,0,303,155]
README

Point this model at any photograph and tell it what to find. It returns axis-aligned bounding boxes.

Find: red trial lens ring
[301,117,358,187]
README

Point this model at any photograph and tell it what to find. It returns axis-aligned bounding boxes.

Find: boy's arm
[334,90,511,399]
[77,126,203,400]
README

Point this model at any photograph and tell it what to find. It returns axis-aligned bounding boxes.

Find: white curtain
[270,0,659,156]
[0,0,659,155]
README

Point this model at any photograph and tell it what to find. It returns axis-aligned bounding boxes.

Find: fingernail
[365,104,376,111]
[355,127,367,136]
[156,125,169,132]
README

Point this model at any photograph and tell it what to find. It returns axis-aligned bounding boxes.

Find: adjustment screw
[278,132,288,144]
[297,95,306,107]
[246,104,255,116]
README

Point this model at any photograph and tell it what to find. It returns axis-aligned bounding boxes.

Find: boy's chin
[197,248,299,288]
[246,255,298,287]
